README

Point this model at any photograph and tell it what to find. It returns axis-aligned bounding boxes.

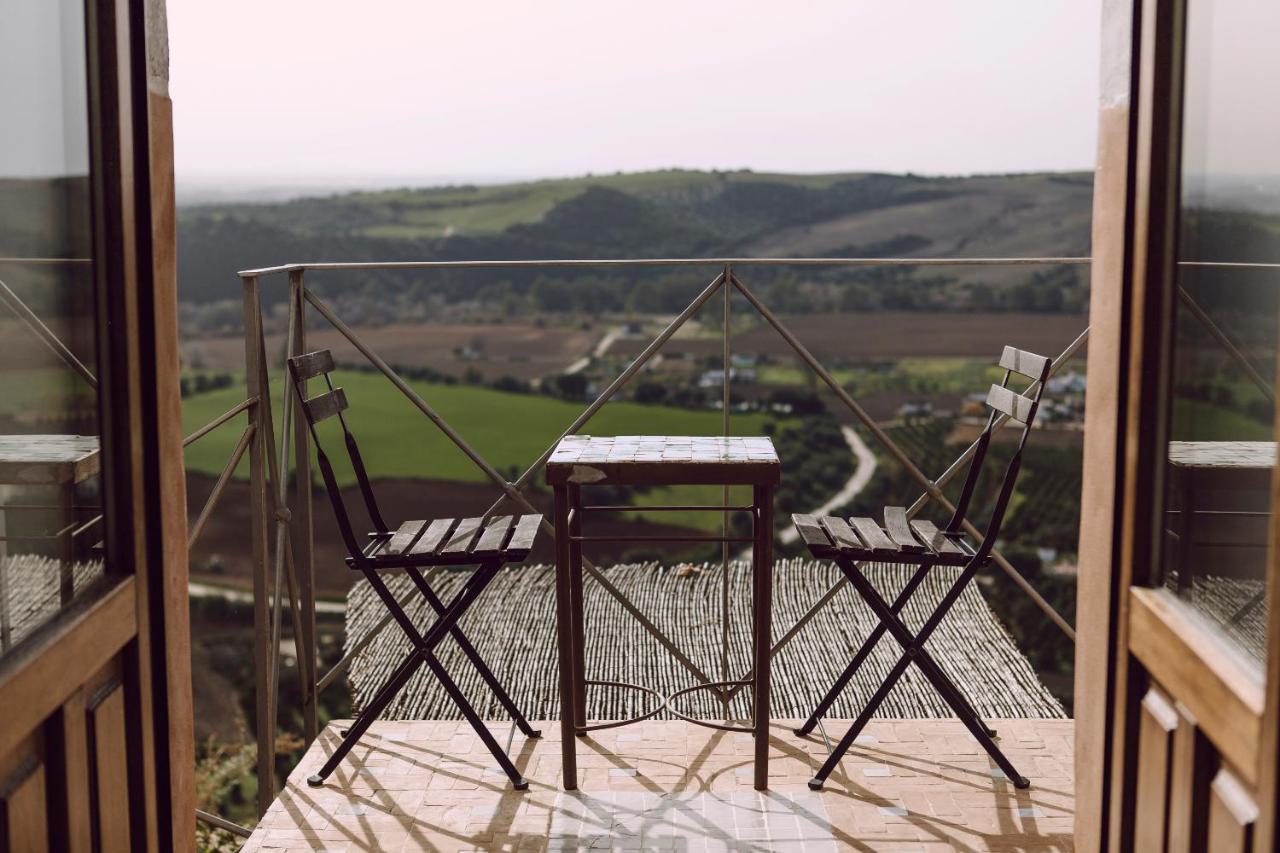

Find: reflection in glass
[0,0,104,653]
[1162,0,1280,670]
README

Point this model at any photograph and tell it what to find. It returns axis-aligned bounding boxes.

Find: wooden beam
[1073,0,1139,848]
[1129,587,1264,784]
[0,580,136,761]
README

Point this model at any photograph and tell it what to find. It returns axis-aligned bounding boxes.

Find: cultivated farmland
[180,369,780,486]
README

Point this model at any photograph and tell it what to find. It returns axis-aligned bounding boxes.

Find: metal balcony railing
[223,256,1094,819]
[8,252,1279,839]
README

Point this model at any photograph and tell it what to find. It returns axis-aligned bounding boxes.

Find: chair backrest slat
[985,384,1035,425]
[946,345,1052,539]
[288,348,393,559]
[305,387,349,423]
[291,349,336,381]
[999,346,1051,381]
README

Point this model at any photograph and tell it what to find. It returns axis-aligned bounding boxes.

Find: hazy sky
[170,1,1102,185]
[1,0,88,178]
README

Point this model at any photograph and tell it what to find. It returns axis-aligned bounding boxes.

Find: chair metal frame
[795,346,1053,790]
[287,350,540,790]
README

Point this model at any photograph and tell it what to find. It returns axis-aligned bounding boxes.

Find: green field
[181,370,780,490]
[757,358,1006,395]
[617,484,758,535]
[0,367,93,416]
[1170,398,1274,441]
[342,169,856,238]
[755,365,860,387]
[200,169,859,241]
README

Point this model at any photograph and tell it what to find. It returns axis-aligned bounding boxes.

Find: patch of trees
[180,372,235,398]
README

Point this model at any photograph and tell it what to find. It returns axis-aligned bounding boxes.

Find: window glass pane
[1162,0,1280,672]
[0,0,105,655]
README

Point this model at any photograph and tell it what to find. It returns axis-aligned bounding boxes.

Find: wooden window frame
[1077,0,1280,848]
[0,0,191,847]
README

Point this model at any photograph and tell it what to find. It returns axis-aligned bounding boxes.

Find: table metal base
[553,482,774,790]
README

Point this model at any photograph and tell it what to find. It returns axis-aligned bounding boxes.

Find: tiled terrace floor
[245,718,1074,852]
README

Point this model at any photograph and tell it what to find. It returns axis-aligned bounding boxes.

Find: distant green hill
[176,168,1094,311]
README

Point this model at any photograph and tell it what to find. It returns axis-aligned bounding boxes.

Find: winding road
[564,324,627,374]
[776,425,878,545]
[569,320,881,547]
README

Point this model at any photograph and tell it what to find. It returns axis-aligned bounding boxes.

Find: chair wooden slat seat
[383,519,427,555]
[883,506,925,552]
[471,515,514,556]
[367,515,542,567]
[910,519,969,556]
[504,514,541,558]
[848,516,898,555]
[798,509,987,567]
[410,517,456,557]
[818,515,863,552]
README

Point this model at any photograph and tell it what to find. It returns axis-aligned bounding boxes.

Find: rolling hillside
[176,169,1094,311]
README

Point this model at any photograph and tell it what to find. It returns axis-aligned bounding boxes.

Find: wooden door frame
[1075,0,1280,848]
[0,0,192,848]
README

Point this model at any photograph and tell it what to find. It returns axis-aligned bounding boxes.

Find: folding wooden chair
[288,349,542,790]
[791,345,1053,791]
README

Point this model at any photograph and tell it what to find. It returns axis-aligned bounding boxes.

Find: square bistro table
[546,435,780,790]
[0,435,100,486]
[0,435,101,609]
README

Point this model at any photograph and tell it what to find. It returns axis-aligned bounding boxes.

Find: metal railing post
[241,274,275,816]
[254,279,308,780]
[290,270,318,744]
[721,263,732,709]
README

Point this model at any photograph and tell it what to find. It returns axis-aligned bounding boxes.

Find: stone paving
[244,717,1074,852]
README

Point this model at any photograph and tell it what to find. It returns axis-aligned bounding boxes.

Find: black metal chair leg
[795,564,930,736]
[912,647,997,738]
[908,647,1028,787]
[420,653,529,790]
[310,562,502,786]
[372,562,529,789]
[406,567,542,739]
[839,559,998,737]
[308,646,427,786]
[838,559,1025,787]
[809,653,914,790]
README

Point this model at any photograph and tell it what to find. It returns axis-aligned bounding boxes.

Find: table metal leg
[1176,469,1194,594]
[552,484,578,789]
[752,484,773,790]
[568,484,587,734]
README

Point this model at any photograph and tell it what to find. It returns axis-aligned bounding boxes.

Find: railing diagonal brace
[305,284,722,689]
